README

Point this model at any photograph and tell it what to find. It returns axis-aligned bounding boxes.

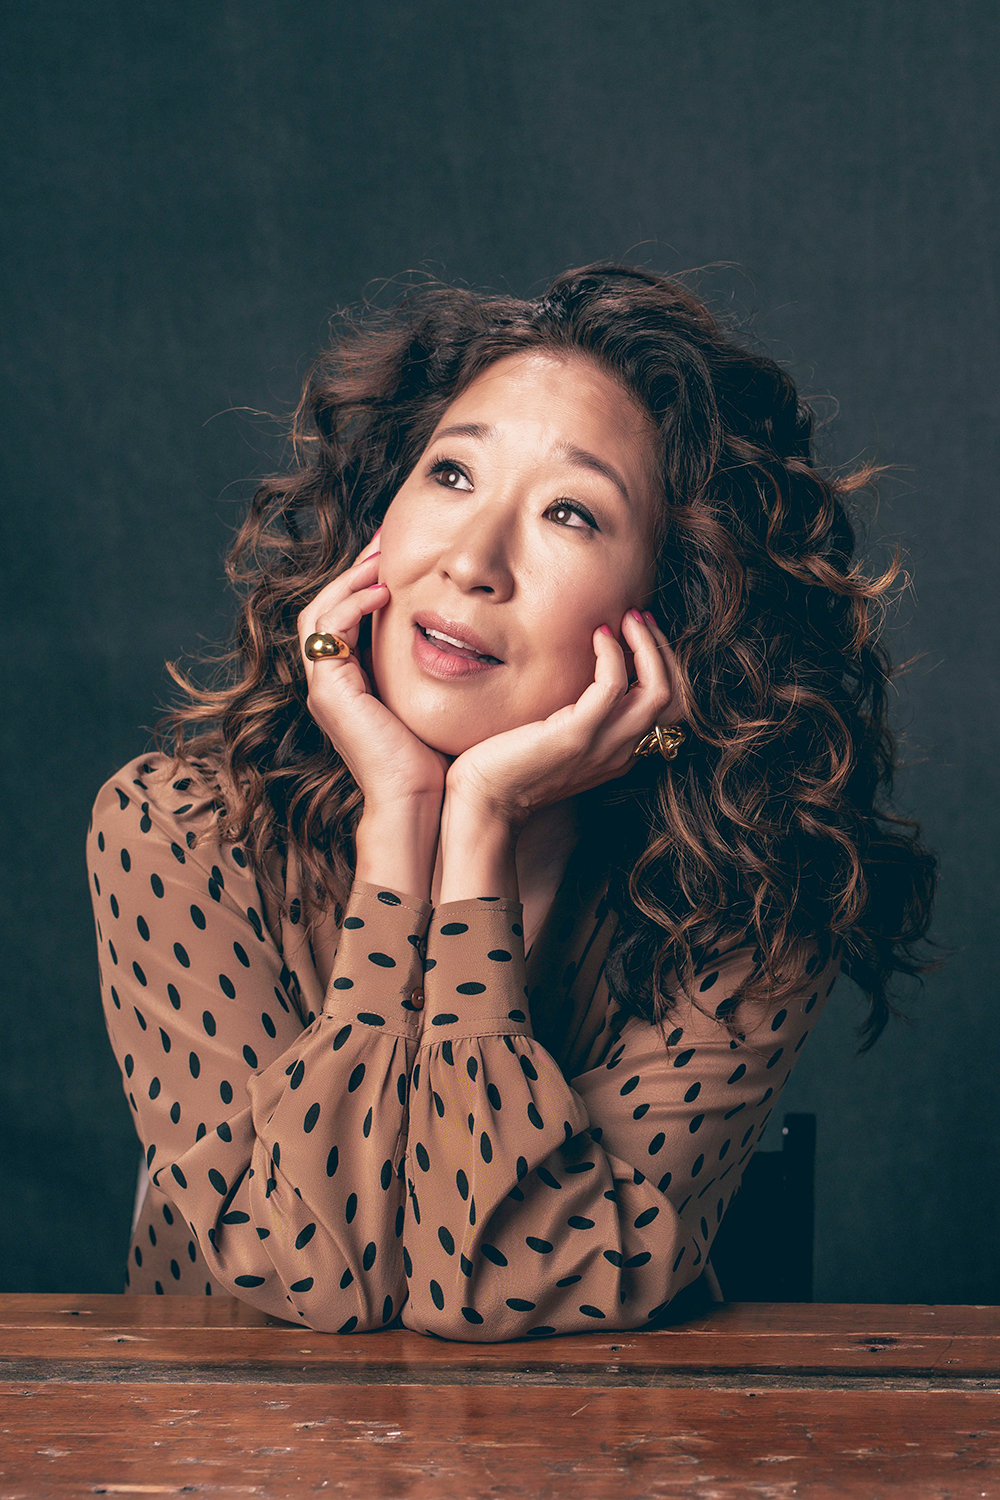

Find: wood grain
[0,1295,997,1380]
[3,1295,998,1498]
[2,1379,999,1498]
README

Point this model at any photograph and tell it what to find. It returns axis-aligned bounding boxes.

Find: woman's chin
[370,693,483,759]
[406,725,482,759]
[369,674,492,754]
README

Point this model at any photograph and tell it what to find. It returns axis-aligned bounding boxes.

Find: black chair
[707,1111,817,1302]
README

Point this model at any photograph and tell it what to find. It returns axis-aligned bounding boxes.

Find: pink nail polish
[630,607,644,623]
[643,611,655,625]
[599,624,613,636]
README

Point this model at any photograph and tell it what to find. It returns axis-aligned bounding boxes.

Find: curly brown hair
[155,261,945,1056]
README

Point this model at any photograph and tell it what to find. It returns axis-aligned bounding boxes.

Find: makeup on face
[410,606,506,679]
[369,349,660,752]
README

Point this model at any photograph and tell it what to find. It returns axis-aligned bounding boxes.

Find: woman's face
[370,348,662,758]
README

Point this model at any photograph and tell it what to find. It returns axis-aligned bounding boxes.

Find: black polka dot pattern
[399,897,839,1340]
[86,753,428,1329]
[86,750,842,1339]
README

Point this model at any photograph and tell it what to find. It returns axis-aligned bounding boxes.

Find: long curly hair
[155,261,945,1055]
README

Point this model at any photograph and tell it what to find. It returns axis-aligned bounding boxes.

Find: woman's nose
[437,513,517,598]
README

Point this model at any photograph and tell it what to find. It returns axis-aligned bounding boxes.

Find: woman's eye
[429,459,473,491]
[427,459,597,530]
[548,500,597,530]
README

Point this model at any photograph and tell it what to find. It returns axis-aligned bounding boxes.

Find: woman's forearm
[436,793,520,904]
[354,796,443,904]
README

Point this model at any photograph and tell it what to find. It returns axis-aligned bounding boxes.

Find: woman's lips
[412,622,504,679]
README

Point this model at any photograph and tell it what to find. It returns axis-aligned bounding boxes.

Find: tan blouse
[85,751,841,1340]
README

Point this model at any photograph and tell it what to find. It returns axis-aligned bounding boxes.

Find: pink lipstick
[412,622,504,680]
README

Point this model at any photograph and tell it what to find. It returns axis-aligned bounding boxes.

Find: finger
[620,609,673,708]
[572,615,668,757]
[599,615,677,772]
[354,526,382,565]
[559,625,629,737]
[640,610,687,721]
[301,581,388,692]
[298,551,383,642]
[594,622,630,691]
[313,579,388,648]
[641,609,669,646]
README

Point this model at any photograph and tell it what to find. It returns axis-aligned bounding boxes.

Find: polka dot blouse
[85,751,841,1341]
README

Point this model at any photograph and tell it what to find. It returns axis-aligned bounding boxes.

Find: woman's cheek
[543,633,603,707]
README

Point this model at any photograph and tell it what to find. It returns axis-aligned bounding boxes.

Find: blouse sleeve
[401,894,841,1341]
[86,758,430,1332]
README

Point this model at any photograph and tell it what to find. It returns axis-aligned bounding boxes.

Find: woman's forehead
[435,349,660,492]
[447,347,646,420]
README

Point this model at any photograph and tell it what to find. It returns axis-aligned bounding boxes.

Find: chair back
[707,1112,816,1301]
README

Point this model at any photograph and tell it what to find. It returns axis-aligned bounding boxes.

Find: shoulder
[87,749,248,883]
[663,932,843,1050]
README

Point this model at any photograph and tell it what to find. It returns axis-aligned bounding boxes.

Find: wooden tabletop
[2,1294,998,1497]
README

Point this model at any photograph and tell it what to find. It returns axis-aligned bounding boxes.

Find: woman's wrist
[436,792,520,905]
[354,795,442,904]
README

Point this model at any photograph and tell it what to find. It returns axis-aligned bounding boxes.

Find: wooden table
[1,1294,998,1497]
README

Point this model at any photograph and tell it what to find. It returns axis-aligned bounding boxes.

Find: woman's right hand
[297,532,451,812]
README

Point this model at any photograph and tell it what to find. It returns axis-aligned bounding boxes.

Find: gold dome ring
[304,631,353,661]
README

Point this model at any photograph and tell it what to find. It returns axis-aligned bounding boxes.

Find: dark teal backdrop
[3,1,997,1300]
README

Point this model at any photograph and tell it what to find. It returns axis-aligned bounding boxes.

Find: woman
[86,262,939,1340]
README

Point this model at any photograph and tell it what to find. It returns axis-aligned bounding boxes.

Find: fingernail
[630,607,644,623]
[598,624,613,636]
[372,526,382,539]
[643,611,655,625]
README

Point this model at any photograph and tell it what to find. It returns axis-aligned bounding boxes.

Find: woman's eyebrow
[432,422,496,443]
[552,440,631,507]
[431,423,632,506]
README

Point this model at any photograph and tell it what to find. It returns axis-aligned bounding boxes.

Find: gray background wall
[2,0,997,1301]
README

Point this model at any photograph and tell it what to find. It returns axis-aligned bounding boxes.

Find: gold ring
[304,631,352,661]
[633,723,686,762]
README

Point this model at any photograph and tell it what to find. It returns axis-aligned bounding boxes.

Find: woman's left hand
[444,608,685,832]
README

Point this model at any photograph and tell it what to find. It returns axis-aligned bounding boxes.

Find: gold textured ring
[304,631,353,661]
[633,723,686,762]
